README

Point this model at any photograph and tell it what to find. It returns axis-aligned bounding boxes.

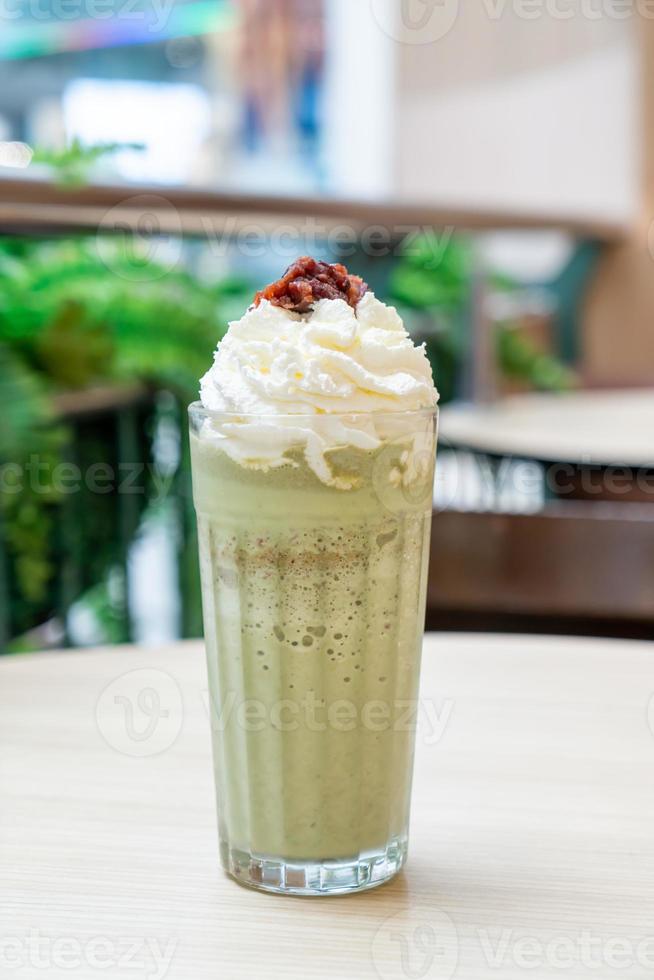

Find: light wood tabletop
[439,390,654,467]
[2,633,654,980]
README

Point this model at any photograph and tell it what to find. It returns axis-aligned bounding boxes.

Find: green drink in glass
[190,258,438,895]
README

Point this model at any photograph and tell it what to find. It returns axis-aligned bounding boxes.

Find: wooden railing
[0,177,631,240]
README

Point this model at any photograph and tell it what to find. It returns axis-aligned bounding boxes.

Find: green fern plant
[31,139,145,186]
[0,234,250,644]
[386,233,574,401]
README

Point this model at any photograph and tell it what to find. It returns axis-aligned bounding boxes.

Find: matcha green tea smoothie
[190,258,438,896]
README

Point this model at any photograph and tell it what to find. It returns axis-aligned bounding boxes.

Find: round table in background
[439,389,654,501]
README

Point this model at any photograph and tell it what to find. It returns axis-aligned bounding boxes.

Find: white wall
[323,0,397,199]
[324,2,638,221]
[396,39,637,220]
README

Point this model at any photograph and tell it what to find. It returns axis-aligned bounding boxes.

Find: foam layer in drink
[191,432,434,861]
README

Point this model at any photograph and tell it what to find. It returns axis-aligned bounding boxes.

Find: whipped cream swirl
[199,292,438,489]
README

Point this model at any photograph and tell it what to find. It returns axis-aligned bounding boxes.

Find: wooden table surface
[439,390,654,467]
[2,634,654,980]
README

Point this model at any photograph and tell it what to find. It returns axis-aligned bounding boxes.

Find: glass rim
[188,401,438,423]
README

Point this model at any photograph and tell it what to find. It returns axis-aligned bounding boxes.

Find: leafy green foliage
[497,327,576,391]
[387,233,574,400]
[387,234,472,403]
[0,234,250,643]
[0,237,249,393]
[389,232,472,312]
[31,140,145,186]
[0,346,52,457]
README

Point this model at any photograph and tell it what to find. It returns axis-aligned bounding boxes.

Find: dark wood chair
[427,502,654,638]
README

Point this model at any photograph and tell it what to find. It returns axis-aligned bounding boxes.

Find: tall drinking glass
[189,404,437,896]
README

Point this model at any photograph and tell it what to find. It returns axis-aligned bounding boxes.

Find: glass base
[221,837,408,897]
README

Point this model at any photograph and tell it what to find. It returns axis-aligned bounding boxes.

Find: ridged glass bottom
[221,836,408,896]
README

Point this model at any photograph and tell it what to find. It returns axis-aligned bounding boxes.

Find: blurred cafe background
[1,0,653,652]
